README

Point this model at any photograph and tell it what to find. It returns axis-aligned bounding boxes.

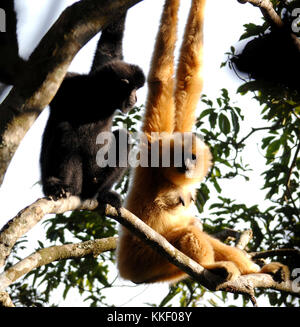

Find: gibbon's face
[119,80,138,113]
[148,133,212,186]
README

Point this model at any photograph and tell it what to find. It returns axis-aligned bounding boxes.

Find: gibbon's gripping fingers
[174,0,206,133]
[43,177,72,201]
[142,0,180,135]
[260,262,290,283]
[42,153,83,200]
[201,262,241,282]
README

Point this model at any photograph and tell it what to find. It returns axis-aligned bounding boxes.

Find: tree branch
[0,237,117,292]
[213,228,252,250]
[0,196,299,303]
[0,196,98,267]
[0,291,15,307]
[250,248,300,260]
[238,0,284,28]
[0,0,143,186]
[237,125,279,147]
[218,272,295,299]
[235,229,253,250]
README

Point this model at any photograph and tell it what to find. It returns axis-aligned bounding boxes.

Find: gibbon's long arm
[174,0,205,133]
[142,0,180,136]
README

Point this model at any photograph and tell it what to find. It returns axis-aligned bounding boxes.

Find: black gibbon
[231,27,300,91]
[40,15,145,209]
[117,0,289,284]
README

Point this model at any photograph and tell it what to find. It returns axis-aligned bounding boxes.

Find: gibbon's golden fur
[117,0,289,284]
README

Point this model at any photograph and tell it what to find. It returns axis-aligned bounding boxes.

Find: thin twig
[235,229,253,250]
[237,126,278,147]
[250,248,300,260]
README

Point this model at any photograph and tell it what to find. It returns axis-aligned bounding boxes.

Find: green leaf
[212,178,222,193]
[237,81,258,95]
[218,114,231,134]
[230,111,240,134]
[209,112,218,129]
[261,136,275,149]
[199,108,212,120]
[266,139,281,158]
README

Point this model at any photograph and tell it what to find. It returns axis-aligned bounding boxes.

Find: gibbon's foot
[47,189,71,201]
[44,178,72,201]
[97,190,122,213]
[207,261,241,282]
[260,262,290,283]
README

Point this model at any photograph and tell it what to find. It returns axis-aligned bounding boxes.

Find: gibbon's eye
[121,79,130,84]
[191,153,197,160]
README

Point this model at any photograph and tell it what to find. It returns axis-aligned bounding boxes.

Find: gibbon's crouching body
[232,28,300,91]
[117,0,289,284]
[40,59,145,206]
[41,12,145,208]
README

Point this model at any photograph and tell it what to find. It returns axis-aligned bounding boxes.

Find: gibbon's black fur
[91,14,126,70]
[231,28,300,90]
[40,16,145,208]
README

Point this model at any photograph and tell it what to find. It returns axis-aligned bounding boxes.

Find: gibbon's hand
[97,190,122,214]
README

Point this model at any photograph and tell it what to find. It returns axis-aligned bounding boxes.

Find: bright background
[0,0,268,306]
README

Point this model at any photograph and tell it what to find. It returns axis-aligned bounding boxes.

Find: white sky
[0,0,272,307]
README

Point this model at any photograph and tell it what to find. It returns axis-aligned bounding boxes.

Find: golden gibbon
[117,0,289,284]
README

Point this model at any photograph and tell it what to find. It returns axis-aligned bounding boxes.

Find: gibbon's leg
[119,226,243,284]
[165,226,243,282]
[118,228,290,284]
[145,226,260,283]
[142,0,180,135]
[174,0,206,133]
[206,235,290,281]
[204,233,260,275]
[95,129,130,209]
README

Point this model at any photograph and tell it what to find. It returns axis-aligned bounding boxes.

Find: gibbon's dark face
[91,60,145,113]
[119,79,138,113]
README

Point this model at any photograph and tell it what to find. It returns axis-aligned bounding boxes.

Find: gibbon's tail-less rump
[117,0,289,284]
[40,14,145,209]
